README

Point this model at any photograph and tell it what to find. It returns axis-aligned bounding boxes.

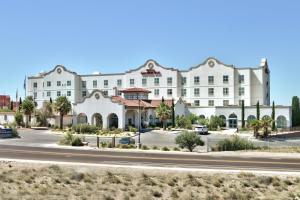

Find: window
[223,75,229,83]
[154,78,159,86]
[208,88,214,96]
[67,91,71,96]
[34,92,37,99]
[67,80,71,86]
[167,77,172,85]
[181,89,186,97]
[57,91,61,97]
[104,80,108,88]
[154,89,159,96]
[208,100,214,107]
[82,91,86,97]
[239,87,245,96]
[239,75,244,83]
[47,91,51,97]
[4,115,7,121]
[82,81,86,88]
[142,78,147,86]
[167,89,172,96]
[33,82,37,88]
[93,80,97,88]
[47,81,51,87]
[57,81,61,86]
[194,100,200,106]
[117,79,122,87]
[208,76,214,84]
[181,77,186,85]
[130,79,135,86]
[194,88,200,96]
[103,91,108,97]
[194,76,200,85]
[223,100,229,106]
[223,88,229,96]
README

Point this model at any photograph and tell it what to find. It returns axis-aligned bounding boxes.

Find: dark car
[119,137,135,145]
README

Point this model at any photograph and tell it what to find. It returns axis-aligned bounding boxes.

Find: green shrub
[100,142,108,148]
[142,145,149,150]
[11,127,19,138]
[173,147,180,151]
[176,115,192,129]
[129,126,138,133]
[14,111,24,126]
[116,144,135,149]
[175,131,204,152]
[72,124,99,134]
[152,145,159,150]
[213,135,257,151]
[162,146,170,151]
[59,132,85,146]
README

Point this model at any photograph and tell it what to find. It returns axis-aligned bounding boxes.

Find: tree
[54,96,72,129]
[36,101,54,126]
[10,101,14,111]
[175,131,204,152]
[241,100,245,128]
[19,97,22,110]
[171,99,175,128]
[175,115,192,129]
[209,116,224,131]
[261,116,272,138]
[271,101,276,131]
[250,119,261,138]
[291,96,300,127]
[155,102,171,130]
[256,101,260,120]
[21,97,35,127]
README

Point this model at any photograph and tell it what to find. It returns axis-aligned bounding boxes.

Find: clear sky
[0,0,299,105]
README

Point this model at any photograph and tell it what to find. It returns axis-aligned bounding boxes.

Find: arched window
[228,113,237,128]
[247,115,256,122]
[276,115,287,128]
[199,115,205,119]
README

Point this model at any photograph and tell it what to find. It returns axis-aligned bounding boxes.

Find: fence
[96,134,139,148]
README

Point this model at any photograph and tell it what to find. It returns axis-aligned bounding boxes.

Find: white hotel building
[27,57,291,129]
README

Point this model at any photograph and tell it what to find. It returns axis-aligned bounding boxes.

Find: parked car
[194,125,208,135]
[119,137,135,145]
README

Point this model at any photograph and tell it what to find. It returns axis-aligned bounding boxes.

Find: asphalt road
[0,144,300,172]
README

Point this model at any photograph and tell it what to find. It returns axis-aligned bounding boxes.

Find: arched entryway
[108,113,119,129]
[77,113,88,124]
[228,113,237,128]
[91,113,103,129]
[276,115,287,128]
[219,115,226,127]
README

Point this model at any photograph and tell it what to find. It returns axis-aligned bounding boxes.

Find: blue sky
[0,0,299,105]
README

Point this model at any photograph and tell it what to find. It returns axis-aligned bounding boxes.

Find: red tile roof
[112,96,172,109]
[119,88,151,93]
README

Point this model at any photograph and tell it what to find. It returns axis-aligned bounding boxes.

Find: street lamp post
[137,94,141,149]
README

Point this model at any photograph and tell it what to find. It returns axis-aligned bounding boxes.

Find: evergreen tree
[271,101,276,131]
[256,101,260,120]
[171,98,175,128]
[50,97,53,104]
[241,100,245,128]
[291,96,300,127]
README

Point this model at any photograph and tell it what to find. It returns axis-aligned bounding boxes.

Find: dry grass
[254,146,300,153]
[0,161,299,200]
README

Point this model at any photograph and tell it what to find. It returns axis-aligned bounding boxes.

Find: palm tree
[155,102,171,130]
[54,96,71,129]
[21,97,35,127]
[260,116,273,138]
[250,119,261,138]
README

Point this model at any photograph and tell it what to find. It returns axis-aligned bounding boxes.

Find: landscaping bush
[59,132,85,146]
[152,145,159,150]
[175,131,204,152]
[176,115,192,129]
[129,126,137,133]
[14,111,24,127]
[161,146,170,151]
[212,135,257,151]
[72,124,99,134]
[142,145,149,150]
[173,147,180,151]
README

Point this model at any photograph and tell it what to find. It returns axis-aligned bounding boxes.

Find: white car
[194,125,208,135]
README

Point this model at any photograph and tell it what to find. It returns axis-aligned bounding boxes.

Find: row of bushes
[212,135,258,151]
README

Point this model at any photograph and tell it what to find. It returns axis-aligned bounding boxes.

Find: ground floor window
[276,115,287,128]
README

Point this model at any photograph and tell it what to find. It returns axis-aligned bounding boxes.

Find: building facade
[26,57,291,129]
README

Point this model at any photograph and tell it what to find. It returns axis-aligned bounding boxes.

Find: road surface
[0,144,299,172]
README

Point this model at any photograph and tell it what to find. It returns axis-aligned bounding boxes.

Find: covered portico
[72,90,125,129]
